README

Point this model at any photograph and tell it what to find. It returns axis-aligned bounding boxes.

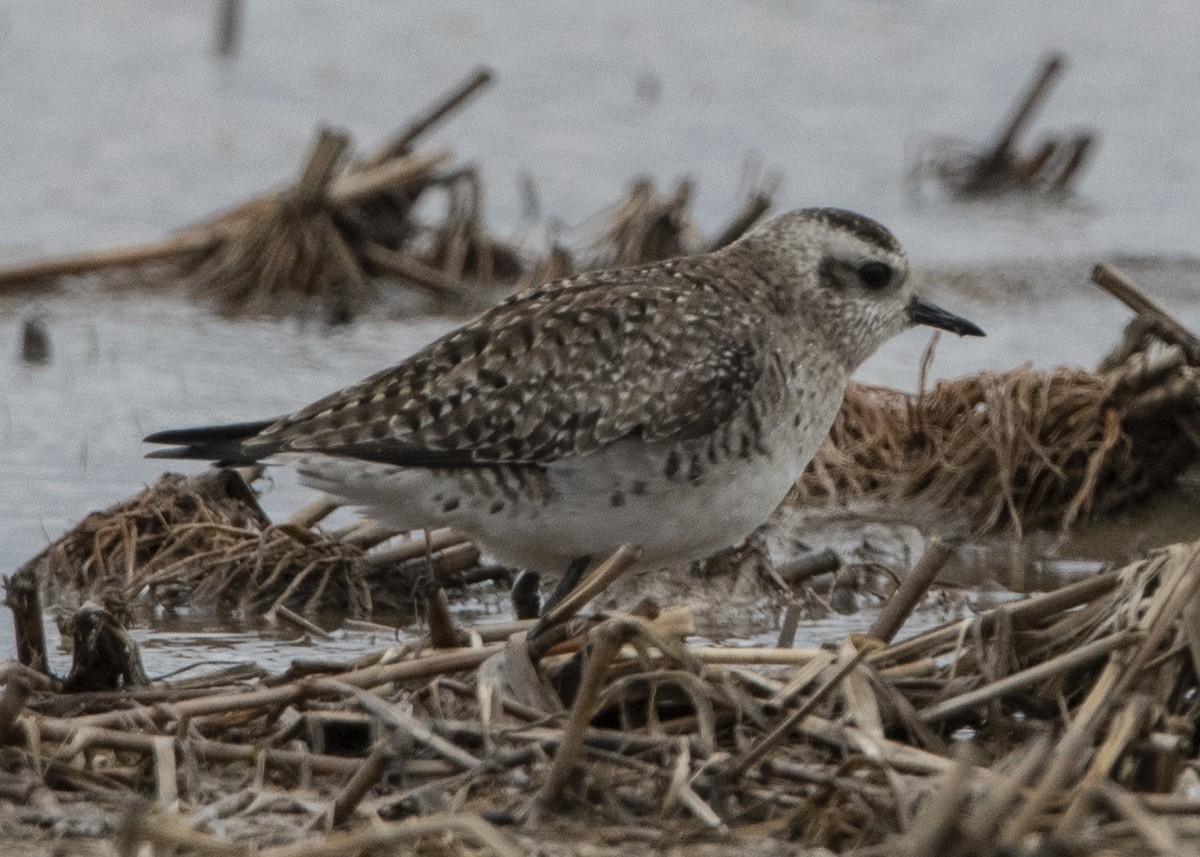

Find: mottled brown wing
[247,261,767,467]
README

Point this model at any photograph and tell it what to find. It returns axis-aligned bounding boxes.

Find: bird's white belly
[284,397,837,575]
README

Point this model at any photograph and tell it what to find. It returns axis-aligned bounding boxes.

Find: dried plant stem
[538,618,639,810]
[0,233,217,289]
[361,68,494,167]
[868,537,955,643]
[530,543,642,641]
[1091,263,1200,363]
[984,53,1065,167]
[328,744,391,828]
[727,638,880,781]
[324,681,482,770]
[918,630,1140,723]
[327,150,451,206]
[871,569,1120,667]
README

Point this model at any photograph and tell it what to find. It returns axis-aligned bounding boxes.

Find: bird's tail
[143,419,276,464]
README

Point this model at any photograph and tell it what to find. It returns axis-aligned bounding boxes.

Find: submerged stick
[271,605,334,641]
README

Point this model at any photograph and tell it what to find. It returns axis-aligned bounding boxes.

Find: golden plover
[146,208,983,586]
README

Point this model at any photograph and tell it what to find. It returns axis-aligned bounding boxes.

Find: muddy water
[3,2,1200,674]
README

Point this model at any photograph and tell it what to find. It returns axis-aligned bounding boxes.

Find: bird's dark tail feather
[143,419,276,464]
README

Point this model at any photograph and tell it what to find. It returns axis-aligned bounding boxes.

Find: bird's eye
[857,261,892,290]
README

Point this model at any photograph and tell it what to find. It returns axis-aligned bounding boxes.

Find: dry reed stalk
[589,179,701,267]
[727,639,879,781]
[0,232,218,290]
[1092,262,1200,362]
[1095,782,1185,855]
[538,616,641,810]
[0,68,504,322]
[870,569,1120,667]
[326,743,390,828]
[319,680,482,770]
[867,538,955,642]
[529,544,643,642]
[1055,694,1154,833]
[968,54,1066,191]
[997,542,1200,843]
[117,808,250,857]
[916,630,1140,723]
[358,68,494,169]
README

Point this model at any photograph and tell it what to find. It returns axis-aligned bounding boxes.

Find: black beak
[907,297,985,337]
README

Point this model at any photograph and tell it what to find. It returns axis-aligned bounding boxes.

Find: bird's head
[733,208,984,368]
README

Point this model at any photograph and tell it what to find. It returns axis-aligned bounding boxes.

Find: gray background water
[2,1,1199,668]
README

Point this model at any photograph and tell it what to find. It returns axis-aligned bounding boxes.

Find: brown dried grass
[795,345,1200,537]
[23,471,375,619]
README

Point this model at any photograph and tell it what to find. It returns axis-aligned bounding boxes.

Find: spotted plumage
[146,208,982,574]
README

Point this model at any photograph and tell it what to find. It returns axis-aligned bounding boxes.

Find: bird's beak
[907,297,985,337]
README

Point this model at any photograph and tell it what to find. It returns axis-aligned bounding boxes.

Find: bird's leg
[540,554,593,615]
[510,570,542,620]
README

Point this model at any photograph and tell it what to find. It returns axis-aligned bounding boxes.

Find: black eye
[857,261,892,290]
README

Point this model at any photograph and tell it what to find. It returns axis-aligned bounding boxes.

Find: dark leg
[541,555,592,616]
[510,570,542,621]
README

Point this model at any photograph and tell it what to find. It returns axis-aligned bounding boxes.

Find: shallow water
[1,2,1199,263]
[3,2,1200,674]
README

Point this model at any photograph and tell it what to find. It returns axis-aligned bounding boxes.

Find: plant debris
[911,53,1096,198]
[4,535,1200,855]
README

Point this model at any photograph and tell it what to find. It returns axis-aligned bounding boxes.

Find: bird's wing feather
[245,261,768,467]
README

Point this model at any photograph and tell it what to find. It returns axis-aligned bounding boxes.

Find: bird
[145,208,983,597]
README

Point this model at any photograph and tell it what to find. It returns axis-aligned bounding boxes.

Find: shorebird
[146,208,982,592]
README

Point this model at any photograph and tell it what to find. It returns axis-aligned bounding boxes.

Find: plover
[146,208,982,583]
